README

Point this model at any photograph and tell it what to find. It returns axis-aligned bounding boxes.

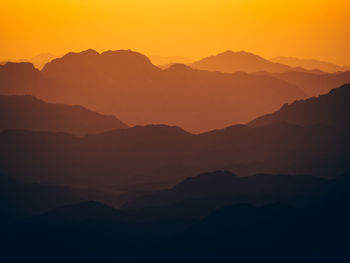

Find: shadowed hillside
[1,173,350,263]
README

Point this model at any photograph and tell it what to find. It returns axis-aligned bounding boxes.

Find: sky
[1,0,349,65]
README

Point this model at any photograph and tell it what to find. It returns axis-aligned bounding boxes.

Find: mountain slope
[249,84,350,129]
[0,95,128,136]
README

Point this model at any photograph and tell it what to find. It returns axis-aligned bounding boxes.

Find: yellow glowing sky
[1,0,349,65]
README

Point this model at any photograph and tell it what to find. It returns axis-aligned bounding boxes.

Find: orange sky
[1,0,349,65]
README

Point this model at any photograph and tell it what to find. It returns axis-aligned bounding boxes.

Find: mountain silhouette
[0,50,306,132]
[271,56,350,73]
[190,50,314,74]
[2,177,350,263]
[249,84,350,129]
[0,95,127,136]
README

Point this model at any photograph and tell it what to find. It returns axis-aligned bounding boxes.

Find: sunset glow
[1,0,349,65]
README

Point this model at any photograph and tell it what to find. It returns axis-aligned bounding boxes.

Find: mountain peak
[166,63,193,72]
[100,49,156,67]
[191,50,294,73]
[60,49,100,61]
[219,50,258,57]
[0,62,38,73]
[42,49,159,76]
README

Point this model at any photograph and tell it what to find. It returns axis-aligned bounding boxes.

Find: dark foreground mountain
[0,50,306,132]
[249,83,350,129]
[0,95,127,136]
[1,174,350,263]
[190,50,316,74]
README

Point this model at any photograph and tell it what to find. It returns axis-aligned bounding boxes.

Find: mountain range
[0,50,307,132]
[1,172,350,263]
[1,48,350,262]
[1,50,350,132]
[1,84,349,191]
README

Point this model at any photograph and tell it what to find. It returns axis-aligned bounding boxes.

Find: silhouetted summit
[0,95,128,136]
[42,49,160,78]
[191,50,308,73]
[0,62,42,96]
[165,63,193,72]
[249,83,350,129]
